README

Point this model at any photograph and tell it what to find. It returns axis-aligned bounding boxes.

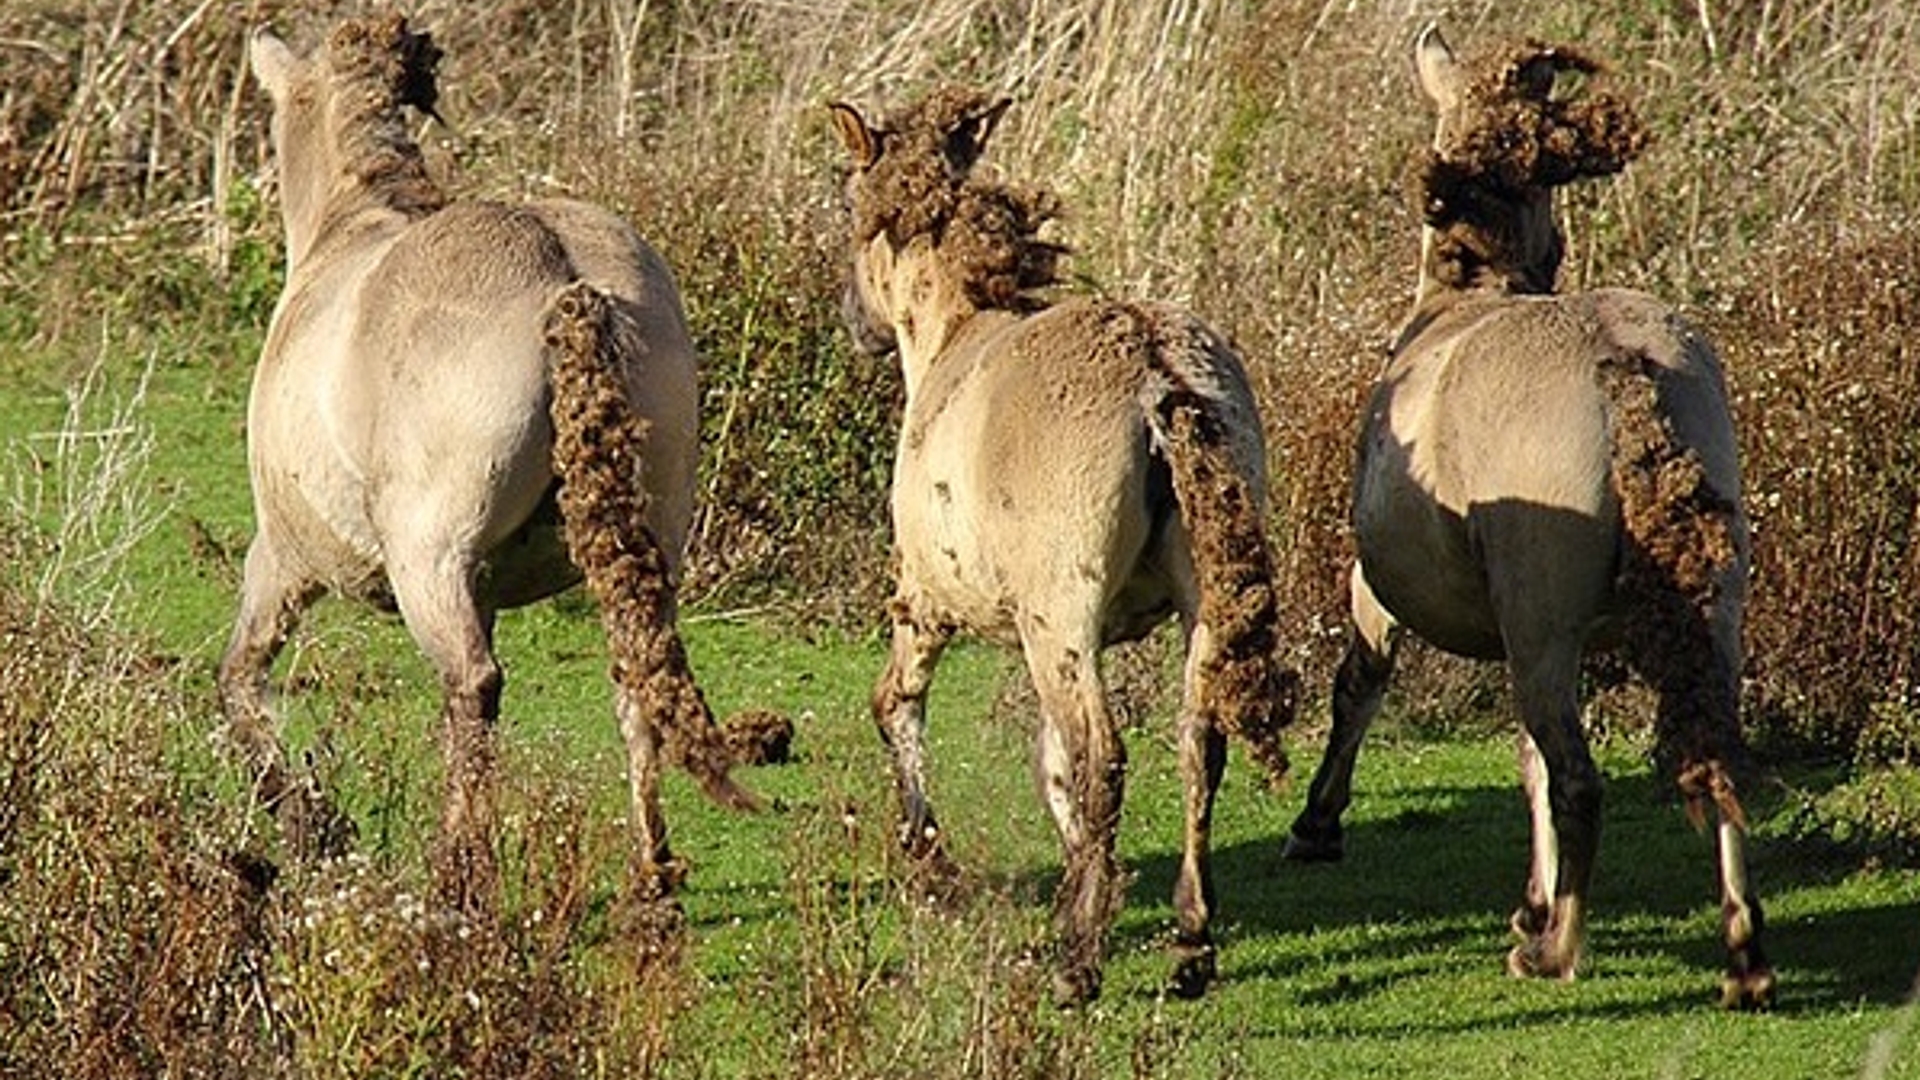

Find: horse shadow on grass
[1110,764,1919,1019]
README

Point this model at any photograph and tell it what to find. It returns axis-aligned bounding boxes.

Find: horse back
[1357,288,1732,657]
[250,198,698,601]
[366,199,698,567]
[893,298,1249,642]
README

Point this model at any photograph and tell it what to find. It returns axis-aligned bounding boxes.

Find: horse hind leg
[217,536,348,860]
[610,686,690,956]
[1168,605,1228,999]
[1643,615,1775,1008]
[1702,658,1774,1009]
[1504,640,1601,982]
[1513,728,1557,940]
[1286,564,1398,862]
[1713,808,1773,1008]
[1021,615,1125,1006]
[1611,518,1775,1007]
[385,548,503,918]
[1698,653,1775,1009]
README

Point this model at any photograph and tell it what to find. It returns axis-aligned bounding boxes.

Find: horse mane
[851,86,1065,313]
[323,14,447,219]
[1420,39,1648,293]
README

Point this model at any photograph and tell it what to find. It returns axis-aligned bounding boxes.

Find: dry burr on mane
[328,13,443,118]
[1419,39,1648,293]
[322,14,447,218]
[849,86,1065,312]
[1431,40,1647,192]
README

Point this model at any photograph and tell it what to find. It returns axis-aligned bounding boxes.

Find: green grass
[6,2,1920,1063]
[664,637,1920,1078]
[3,278,1919,1079]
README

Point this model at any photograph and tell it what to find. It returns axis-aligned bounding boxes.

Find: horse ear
[829,102,881,169]
[1414,23,1463,110]
[249,28,296,100]
[944,96,1011,173]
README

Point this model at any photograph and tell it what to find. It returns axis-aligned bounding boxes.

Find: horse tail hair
[1599,344,1746,829]
[1134,306,1295,789]
[543,281,759,813]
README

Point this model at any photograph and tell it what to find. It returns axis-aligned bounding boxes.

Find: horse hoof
[618,892,688,968]
[278,779,356,864]
[1506,941,1578,982]
[1719,968,1776,1011]
[430,836,501,920]
[1167,942,1216,1000]
[1509,902,1550,940]
[1505,944,1541,980]
[901,847,970,912]
[1281,821,1344,863]
[1052,966,1102,1009]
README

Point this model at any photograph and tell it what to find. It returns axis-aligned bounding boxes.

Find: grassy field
[3,339,1918,1077]
[5,0,1920,1076]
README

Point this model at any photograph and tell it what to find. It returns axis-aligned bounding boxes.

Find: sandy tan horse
[830,88,1293,1003]
[221,15,753,916]
[1283,26,1773,1008]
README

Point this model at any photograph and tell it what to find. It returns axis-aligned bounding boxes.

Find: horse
[829,88,1293,1004]
[221,14,755,918]
[1282,26,1774,1008]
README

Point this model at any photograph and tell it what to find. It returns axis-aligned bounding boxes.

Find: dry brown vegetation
[8,0,1916,750]
[0,500,1111,1074]
[4,0,1920,1073]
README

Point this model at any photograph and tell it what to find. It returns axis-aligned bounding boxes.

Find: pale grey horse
[831,88,1293,1003]
[1283,27,1773,1008]
[222,15,752,916]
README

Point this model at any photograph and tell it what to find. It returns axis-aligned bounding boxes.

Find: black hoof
[1509,902,1549,939]
[1281,819,1344,862]
[1052,965,1102,1009]
[1167,941,1216,1000]
[617,891,688,967]
[899,844,970,912]
[279,780,355,864]
[1720,967,1776,1011]
[1506,939,1579,982]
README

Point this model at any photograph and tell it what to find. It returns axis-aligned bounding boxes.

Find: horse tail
[1599,344,1746,828]
[543,281,758,812]
[1134,306,1295,789]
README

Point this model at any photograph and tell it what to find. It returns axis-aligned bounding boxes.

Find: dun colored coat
[831,88,1292,1003]
[222,15,751,918]
[1284,26,1773,1009]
